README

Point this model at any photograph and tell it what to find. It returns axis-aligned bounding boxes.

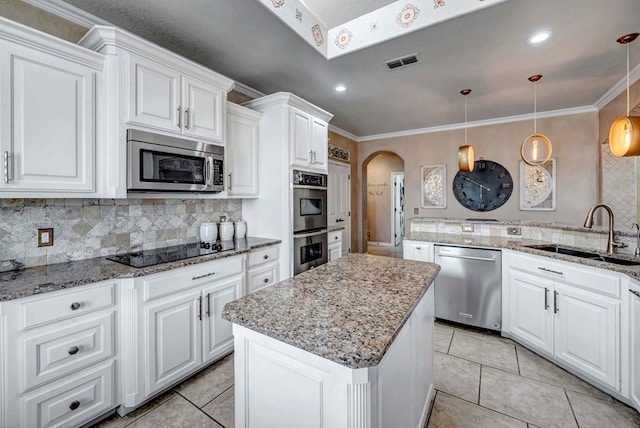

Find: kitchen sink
[524,245,640,266]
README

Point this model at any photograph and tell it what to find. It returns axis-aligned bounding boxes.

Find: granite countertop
[222,254,440,369]
[328,225,346,232]
[405,232,640,278]
[0,237,281,302]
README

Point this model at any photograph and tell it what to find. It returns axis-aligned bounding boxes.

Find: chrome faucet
[633,223,640,257]
[583,204,626,254]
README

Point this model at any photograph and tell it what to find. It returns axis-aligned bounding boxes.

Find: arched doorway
[362,151,405,256]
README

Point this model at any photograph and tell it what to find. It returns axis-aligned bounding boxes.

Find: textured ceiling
[303,0,397,28]
[62,0,640,137]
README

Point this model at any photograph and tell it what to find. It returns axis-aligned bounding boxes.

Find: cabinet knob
[70,302,81,311]
[335,236,339,240]
[263,278,269,283]
[263,255,268,260]
[69,400,80,411]
[68,346,79,355]
[416,247,421,250]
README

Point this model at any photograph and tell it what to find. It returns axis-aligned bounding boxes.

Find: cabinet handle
[263,255,269,260]
[70,302,81,311]
[68,346,79,355]
[177,106,182,128]
[228,172,232,191]
[185,108,190,129]
[416,247,421,250]
[69,400,80,411]
[554,290,559,314]
[192,272,215,280]
[263,278,269,283]
[206,293,211,317]
[544,287,549,310]
[3,151,9,183]
[538,267,563,276]
[334,236,339,240]
[631,290,640,298]
[198,296,202,321]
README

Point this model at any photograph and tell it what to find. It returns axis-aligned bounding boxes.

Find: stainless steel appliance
[127,129,224,193]
[106,241,234,268]
[293,229,328,275]
[292,170,328,234]
[434,245,502,331]
[292,169,328,274]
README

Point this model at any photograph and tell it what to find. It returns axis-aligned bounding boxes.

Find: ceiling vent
[384,53,421,70]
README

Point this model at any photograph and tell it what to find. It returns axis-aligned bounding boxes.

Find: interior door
[392,173,405,246]
[328,161,351,255]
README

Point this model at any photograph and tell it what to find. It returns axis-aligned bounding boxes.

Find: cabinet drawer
[19,282,116,330]
[22,360,115,428]
[248,245,280,268]
[22,312,114,392]
[509,251,621,298]
[144,255,244,301]
[328,230,341,243]
[248,263,279,294]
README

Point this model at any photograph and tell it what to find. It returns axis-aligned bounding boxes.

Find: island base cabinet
[232,285,435,428]
[631,284,640,412]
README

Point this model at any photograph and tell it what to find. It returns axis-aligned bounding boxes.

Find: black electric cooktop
[107,241,235,268]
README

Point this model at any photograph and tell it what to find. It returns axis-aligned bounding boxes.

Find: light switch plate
[37,228,54,247]
[507,227,521,236]
[462,224,474,232]
[414,208,419,215]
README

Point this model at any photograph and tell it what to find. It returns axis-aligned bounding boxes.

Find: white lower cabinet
[121,255,245,410]
[328,230,342,261]
[247,244,280,294]
[403,240,434,262]
[505,250,624,395]
[3,280,118,428]
[630,281,640,412]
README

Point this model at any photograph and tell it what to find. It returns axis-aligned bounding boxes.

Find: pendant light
[609,33,640,157]
[458,89,474,172]
[520,75,552,166]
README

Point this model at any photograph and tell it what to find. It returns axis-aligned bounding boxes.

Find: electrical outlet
[462,224,474,232]
[507,227,521,236]
[37,228,54,247]
[414,208,419,215]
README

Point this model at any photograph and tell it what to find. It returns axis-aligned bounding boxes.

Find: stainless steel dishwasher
[434,245,502,331]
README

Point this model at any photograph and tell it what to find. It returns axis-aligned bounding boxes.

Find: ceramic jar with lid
[234,220,247,239]
[199,222,217,243]
[219,216,234,241]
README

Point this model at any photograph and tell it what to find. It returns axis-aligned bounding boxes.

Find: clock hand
[461,175,491,191]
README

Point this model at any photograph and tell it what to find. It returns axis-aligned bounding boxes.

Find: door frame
[328,160,351,254]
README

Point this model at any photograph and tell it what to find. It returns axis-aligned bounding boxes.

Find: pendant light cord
[533,81,537,134]
[464,96,468,144]
[627,43,630,116]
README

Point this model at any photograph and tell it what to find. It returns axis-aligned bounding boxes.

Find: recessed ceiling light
[335,85,346,92]
[528,31,551,45]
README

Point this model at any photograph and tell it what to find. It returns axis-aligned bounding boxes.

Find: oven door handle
[292,184,328,191]
[294,229,328,239]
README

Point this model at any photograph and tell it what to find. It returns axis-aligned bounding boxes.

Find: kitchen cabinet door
[310,117,328,171]
[0,42,97,192]
[227,103,260,197]
[289,107,312,168]
[553,283,619,390]
[508,269,553,355]
[144,289,202,397]
[202,275,244,364]
[631,286,640,411]
[182,76,224,142]
[128,54,181,131]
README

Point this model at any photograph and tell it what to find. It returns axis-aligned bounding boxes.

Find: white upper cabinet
[0,18,103,196]
[289,106,329,173]
[79,26,234,198]
[227,102,261,198]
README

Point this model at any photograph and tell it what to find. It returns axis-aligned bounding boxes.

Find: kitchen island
[222,254,440,428]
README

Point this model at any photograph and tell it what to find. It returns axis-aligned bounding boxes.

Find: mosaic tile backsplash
[0,198,242,272]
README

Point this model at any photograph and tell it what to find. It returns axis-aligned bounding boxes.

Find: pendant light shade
[609,33,640,157]
[521,75,552,166]
[457,89,474,172]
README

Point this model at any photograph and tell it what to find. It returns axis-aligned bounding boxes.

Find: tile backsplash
[0,198,242,272]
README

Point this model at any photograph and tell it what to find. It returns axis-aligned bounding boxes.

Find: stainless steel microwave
[127,129,224,193]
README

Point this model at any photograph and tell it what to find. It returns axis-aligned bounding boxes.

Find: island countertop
[222,253,440,369]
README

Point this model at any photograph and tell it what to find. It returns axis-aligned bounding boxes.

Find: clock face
[452,160,513,212]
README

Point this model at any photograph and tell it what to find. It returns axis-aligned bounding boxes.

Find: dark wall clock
[452,159,513,212]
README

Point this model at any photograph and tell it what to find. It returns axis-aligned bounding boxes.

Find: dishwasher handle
[437,252,496,263]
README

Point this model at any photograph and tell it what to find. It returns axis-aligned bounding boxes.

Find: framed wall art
[519,158,556,211]
[328,144,350,162]
[421,165,446,208]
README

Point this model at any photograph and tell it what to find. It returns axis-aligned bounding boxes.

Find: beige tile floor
[367,242,404,259]
[92,324,640,428]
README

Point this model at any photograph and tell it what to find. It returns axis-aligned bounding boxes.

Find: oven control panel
[292,170,327,187]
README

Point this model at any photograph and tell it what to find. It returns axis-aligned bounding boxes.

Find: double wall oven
[292,169,328,275]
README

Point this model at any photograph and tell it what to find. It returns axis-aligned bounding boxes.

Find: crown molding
[20,0,111,28]
[594,62,640,110]
[328,125,359,142]
[232,81,265,100]
[358,105,597,142]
